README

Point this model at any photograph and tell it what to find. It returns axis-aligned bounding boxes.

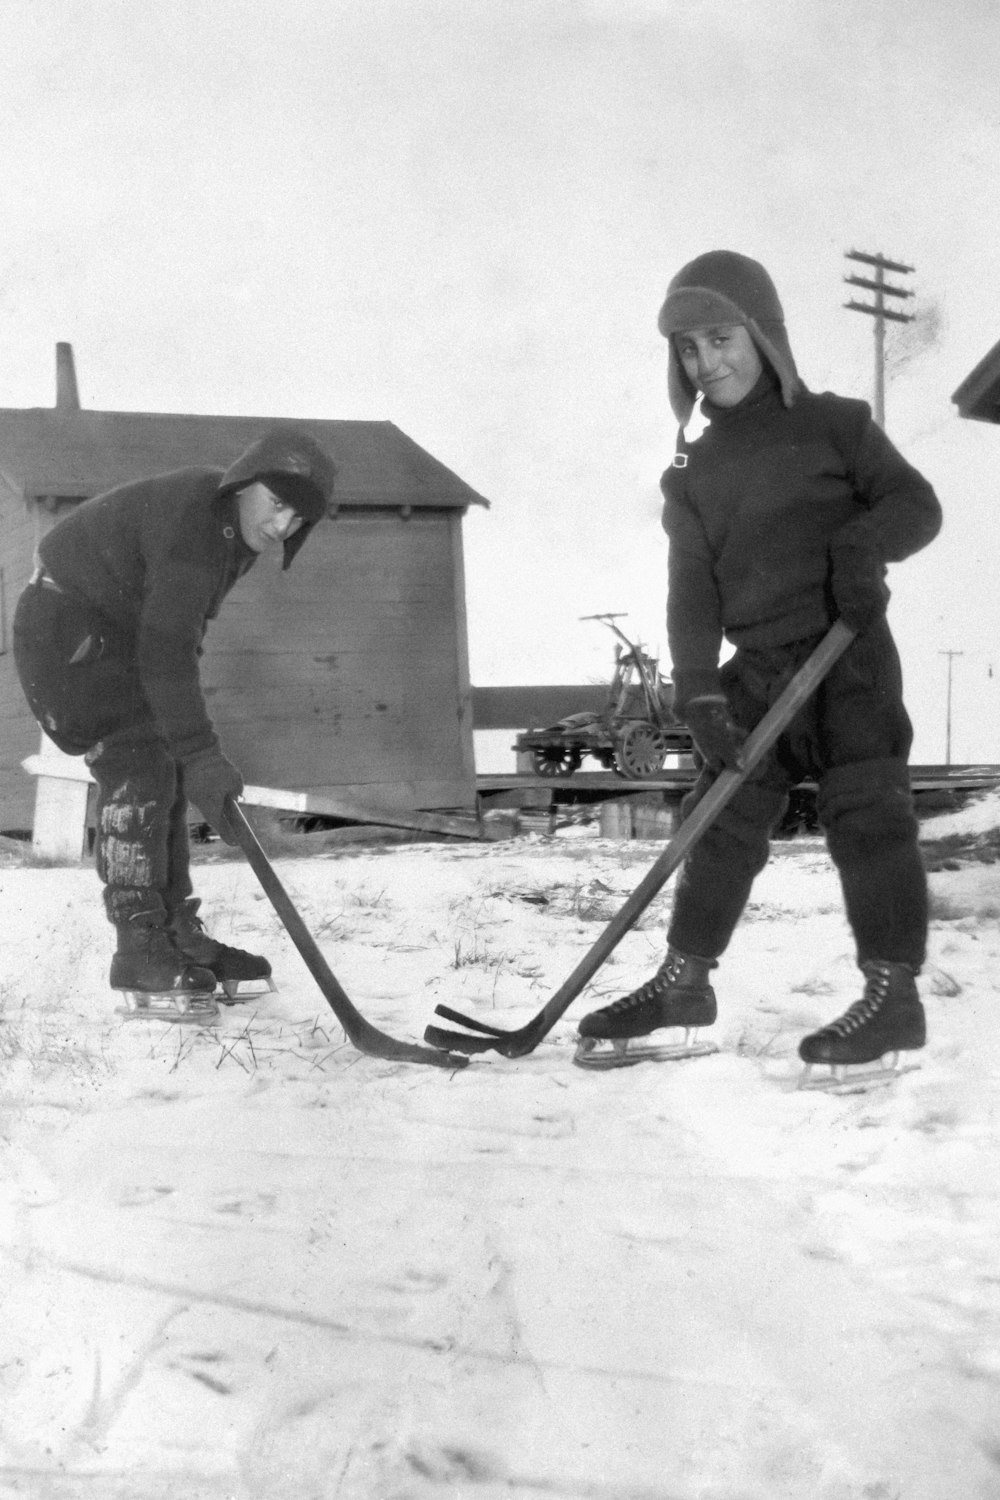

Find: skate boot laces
[603,952,690,1018]
[821,963,901,1039]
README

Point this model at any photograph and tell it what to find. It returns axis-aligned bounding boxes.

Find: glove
[683,695,747,772]
[183,747,244,844]
[829,537,890,633]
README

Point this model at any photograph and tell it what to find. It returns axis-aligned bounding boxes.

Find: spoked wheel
[613,722,668,779]
[531,744,581,777]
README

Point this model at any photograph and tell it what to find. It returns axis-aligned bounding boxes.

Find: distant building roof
[0,350,489,511]
[952,338,1000,425]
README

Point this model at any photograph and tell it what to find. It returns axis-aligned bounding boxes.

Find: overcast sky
[2,0,999,763]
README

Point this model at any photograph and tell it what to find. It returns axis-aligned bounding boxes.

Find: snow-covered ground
[2,795,1000,1499]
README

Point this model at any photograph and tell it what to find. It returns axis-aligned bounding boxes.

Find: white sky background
[2,0,999,764]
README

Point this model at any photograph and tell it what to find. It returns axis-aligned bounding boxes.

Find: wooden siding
[0,478,43,830]
[449,503,477,790]
[202,510,475,809]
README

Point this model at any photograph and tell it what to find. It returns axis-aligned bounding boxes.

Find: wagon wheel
[613,722,668,779]
[531,744,581,777]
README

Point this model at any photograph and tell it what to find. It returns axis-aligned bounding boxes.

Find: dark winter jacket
[661,374,942,711]
[35,427,337,762]
[38,470,258,761]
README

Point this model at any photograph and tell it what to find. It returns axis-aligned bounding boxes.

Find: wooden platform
[478,764,1000,805]
[908,764,1000,793]
[477,770,696,795]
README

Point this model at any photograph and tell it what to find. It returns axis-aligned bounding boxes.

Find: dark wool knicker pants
[13,579,195,926]
[667,621,928,970]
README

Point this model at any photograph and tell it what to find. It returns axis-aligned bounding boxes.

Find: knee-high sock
[819,758,927,969]
[667,777,788,960]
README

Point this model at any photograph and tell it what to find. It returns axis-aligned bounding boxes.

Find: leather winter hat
[219,424,337,568]
[658,250,801,422]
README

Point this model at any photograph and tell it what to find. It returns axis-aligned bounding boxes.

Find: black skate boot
[574,950,718,1069]
[798,960,926,1092]
[169,897,274,1002]
[111,908,220,1023]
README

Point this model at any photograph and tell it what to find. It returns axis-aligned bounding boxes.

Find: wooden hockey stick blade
[425,621,855,1058]
[432,1004,512,1037]
[224,799,469,1069]
[424,1023,507,1054]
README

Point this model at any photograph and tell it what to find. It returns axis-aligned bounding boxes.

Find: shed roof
[952,338,1000,425]
[0,406,490,509]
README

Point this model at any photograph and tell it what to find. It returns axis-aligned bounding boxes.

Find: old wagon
[514,614,692,779]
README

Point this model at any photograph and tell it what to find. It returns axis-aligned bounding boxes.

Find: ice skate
[574,950,718,1069]
[111,908,220,1023]
[170,897,275,1002]
[797,960,925,1094]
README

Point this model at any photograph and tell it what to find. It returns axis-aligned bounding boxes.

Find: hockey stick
[424,620,855,1058]
[223,798,469,1070]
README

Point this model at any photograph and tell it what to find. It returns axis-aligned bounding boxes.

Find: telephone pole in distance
[939,649,964,766]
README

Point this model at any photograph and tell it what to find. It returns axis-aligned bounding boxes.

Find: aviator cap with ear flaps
[658,250,802,423]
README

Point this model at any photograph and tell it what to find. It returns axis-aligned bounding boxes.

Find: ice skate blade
[797,1053,921,1096]
[574,1029,718,1071]
[114,990,220,1024]
[219,975,276,1004]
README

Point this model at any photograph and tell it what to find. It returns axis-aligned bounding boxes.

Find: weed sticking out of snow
[449,935,510,971]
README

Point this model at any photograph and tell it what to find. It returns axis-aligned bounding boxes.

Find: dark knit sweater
[38,468,258,760]
[660,376,942,708]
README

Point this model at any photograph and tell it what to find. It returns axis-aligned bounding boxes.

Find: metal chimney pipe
[55,342,81,410]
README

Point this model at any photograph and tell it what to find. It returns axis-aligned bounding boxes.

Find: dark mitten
[829,537,890,633]
[683,695,747,772]
[183,747,244,844]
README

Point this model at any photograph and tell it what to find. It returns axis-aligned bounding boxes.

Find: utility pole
[939,650,964,766]
[844,249,914,429]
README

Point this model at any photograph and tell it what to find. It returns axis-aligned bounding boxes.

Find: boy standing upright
[578,250,942,1076]
[14,425,337,1017]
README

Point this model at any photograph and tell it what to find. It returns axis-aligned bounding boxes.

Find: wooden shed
[952,338,1000,424]
[0,346,488,833]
